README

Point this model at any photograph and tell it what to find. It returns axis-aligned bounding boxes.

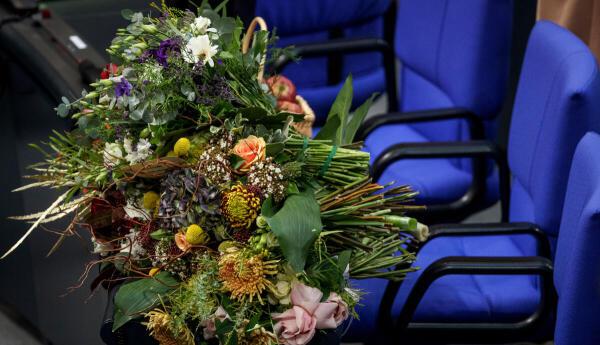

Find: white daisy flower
[184,35,218,67]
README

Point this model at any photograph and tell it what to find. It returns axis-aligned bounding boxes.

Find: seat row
[256,1,600,344]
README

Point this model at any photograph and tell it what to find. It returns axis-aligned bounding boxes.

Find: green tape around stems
[303,136,309,151]
[319,145,338,177]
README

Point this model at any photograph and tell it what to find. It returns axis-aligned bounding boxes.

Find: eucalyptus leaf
[112,272,178,331]
[121,9,134,20]
[263,190,322,272]
[56,103,69,118]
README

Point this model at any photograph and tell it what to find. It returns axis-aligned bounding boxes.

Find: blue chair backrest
[553,132,600,345]
[256,0,390,124]
[508,21,600,249]
[395,0,513,171]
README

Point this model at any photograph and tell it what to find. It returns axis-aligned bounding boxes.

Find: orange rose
[232,135,266,172]
[175,233,191,252]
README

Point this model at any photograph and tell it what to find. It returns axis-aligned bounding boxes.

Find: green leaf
[149,229,171,240]
[343,93,377,145]
[314,76,353,145]
[121,9,134,20]
[313,114,341,143]
[264,190,322,272]
[229,155,245,170]
[266,142,284,156]
[112,272,178,331]
[57,103,69,118]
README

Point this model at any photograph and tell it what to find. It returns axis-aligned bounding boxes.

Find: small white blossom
[103,142,123,168]
[123,198,150,221]
[184,35,218,67]
[190,16,217,35]
[120,229,147,259]
[124,138,153,164]
[92,237,114,256]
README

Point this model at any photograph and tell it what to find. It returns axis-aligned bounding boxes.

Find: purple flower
[154,38,181,67]
[137,38,181,67]
[115,78,132,97]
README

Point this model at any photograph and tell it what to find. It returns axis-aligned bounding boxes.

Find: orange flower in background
[174,233,191,252]
[232,135,266,172]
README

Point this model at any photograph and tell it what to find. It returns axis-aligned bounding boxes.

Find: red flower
[100,63,119,79]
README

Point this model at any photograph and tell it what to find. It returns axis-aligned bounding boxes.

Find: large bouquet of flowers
[6,2,427,344]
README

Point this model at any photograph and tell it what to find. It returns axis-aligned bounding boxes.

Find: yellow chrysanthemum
[238,322,277,345]
[142,191,160,210]
[145,309,194,345]
[220,184,261,229]
[173,137,191,157]
[218,251,278,303]
[185,224,209,245]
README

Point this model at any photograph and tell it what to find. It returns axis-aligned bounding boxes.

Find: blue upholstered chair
[553,132,600,345]
[345,21,600,344]
[356,0,514,223]
[256,0,392,126]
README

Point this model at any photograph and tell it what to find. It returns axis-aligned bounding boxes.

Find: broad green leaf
[264,191,322,272]
[315,76,353,145]
[112,272,178,331]
[313,113,341,143]
[343,93,377,145]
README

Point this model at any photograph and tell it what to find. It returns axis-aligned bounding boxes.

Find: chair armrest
[379,256,555,340]
[372,141,510,222]
[355,108,485,142]
[427,222,551,259]
[272,37,399,112]
[273,37,392,71]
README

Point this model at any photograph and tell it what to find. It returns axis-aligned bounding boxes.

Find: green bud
[124,36,135,42]
[132,42,148,49]
[140,128,151,138]
[94,171,108,184]
[109,44,120,50]
[99,79,113,86]
[84,92,99,100]
[256,215,268,228]
[141,24,157,34]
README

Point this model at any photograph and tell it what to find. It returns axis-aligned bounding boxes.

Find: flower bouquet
[5,2,427,345]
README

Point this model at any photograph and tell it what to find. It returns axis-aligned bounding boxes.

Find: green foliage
[315,75,378,145]
[262,190,323,272]
[113,272,178,331]
[168,254,221,335]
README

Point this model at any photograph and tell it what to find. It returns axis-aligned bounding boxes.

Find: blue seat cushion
[364,123,499,204]
[344,235,541,341]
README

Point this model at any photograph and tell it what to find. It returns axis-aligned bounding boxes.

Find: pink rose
[201,306,230,340]
[326,292,349,326]
[272,283,338,345]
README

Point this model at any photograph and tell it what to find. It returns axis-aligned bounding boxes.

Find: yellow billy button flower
[142,191,160,210]
[149,267,160,277]
[173,137,191,157]
[185,224,209,245]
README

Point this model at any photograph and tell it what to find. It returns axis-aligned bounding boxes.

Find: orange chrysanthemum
[218,251,278,303]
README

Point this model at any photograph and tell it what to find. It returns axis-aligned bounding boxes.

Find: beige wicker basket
[241,17,315,137]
